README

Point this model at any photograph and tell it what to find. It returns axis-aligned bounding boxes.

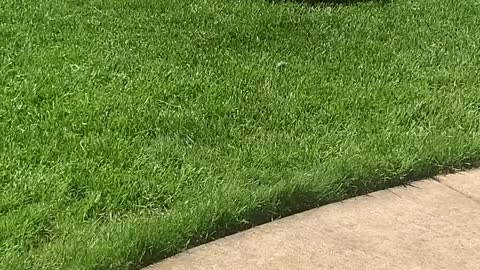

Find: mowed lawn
[2,0,480,269]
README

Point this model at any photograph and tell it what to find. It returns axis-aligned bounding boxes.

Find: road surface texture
[146,169,480,270]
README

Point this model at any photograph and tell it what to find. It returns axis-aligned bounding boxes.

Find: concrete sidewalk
[146,169,480,270]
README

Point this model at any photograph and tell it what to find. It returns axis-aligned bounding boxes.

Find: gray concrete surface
[146,169,480,270]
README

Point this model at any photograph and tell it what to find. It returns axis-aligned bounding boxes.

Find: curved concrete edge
[145,169,480,270]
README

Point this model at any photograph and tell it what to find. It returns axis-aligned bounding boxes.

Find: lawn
[1,0,480,269]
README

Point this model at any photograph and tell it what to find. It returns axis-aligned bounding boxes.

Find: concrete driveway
[146,169,480,270]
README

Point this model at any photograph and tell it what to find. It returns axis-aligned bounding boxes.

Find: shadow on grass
[273,0,391,6]
[137,158,480,270]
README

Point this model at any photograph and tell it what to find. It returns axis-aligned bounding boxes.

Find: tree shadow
[274,0,391,6]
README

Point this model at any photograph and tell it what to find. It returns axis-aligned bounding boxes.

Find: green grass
[1,0,480,268]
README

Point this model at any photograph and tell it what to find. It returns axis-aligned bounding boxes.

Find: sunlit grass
[1,0,480,269]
